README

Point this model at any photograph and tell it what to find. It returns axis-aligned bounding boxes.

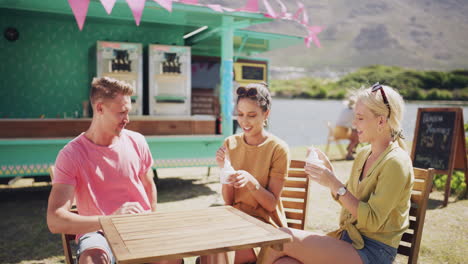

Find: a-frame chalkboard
[411,108,467,206]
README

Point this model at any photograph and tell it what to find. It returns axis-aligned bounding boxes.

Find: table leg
[257,247,268,264]
[257,244,285,264]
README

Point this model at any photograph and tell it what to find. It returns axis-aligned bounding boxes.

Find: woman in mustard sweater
[264,83,414,264]
[202,82,289,264]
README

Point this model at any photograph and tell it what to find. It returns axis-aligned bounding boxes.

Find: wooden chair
[397,167,434,264]
[48,166,76,264]
[281,160,309,230]
[325,121,348,158]
[249,160,310,263]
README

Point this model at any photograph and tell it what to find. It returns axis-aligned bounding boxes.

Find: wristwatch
[336,186,347,198]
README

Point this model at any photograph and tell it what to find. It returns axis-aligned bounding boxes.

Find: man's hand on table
[112,202,146,215]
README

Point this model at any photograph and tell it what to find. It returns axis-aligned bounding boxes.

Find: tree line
[271,65,468,101]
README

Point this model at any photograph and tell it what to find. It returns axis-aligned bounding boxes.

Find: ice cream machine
[149,45,191,116]
[96,41,143,115]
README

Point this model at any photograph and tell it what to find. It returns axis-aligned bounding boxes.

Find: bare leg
[200,251,235,264]
[234,248,256,264]
[264,228,362,264]
[274,256,303,264]
[346,130,359,159]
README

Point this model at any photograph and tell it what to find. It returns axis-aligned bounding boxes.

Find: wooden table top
[99,206,292,264]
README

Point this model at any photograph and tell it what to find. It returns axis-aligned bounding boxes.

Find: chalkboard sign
[411,107,467,206]
[412,110,456,171]
[242,65,264,81]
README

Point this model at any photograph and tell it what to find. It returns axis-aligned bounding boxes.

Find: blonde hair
[353,84,407,150]
[90,77,133,105]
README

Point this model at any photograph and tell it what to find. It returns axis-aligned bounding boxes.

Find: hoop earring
[377,126,383,134]
[263,119,269,127]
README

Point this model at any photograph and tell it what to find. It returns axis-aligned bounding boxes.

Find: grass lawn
[0,144,466,264]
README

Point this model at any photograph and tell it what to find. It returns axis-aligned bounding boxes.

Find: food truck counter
[0,115,217,138]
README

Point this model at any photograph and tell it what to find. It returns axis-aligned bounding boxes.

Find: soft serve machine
[96,41,143,115]
[149,44,191,116]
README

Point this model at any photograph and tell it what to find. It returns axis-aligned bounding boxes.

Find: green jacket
[329,141,414,249]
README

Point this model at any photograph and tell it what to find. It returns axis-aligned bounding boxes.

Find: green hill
[270,65,468,100]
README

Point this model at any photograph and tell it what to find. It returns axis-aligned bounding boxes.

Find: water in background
[264,98,468,147]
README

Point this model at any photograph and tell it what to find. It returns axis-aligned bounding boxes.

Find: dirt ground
[0,147,466,264]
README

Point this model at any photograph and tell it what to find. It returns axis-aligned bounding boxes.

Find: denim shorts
[341,231,397,264]
[77,231,115,264]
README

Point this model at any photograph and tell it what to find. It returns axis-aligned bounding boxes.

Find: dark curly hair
[236,82,271,112]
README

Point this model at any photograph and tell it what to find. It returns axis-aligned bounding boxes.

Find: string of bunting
[67,0,322,48]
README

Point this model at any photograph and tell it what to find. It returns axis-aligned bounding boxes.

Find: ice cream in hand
[306,146,324,167]
[220,155,236,184]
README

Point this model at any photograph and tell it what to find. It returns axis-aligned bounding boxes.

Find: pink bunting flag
[292,2,304,21]
[207,4,224,13]
[100,0,117,14]
[305,25,322,48]
[153,0,172,12]
[301,7,309,25]
[262,0,277,18]
[68,0,90,30]
[241,0,259,12]
[276,0,290,19]
[126,0,146,26]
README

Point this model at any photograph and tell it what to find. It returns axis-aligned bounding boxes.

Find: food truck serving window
[234,62,267,83]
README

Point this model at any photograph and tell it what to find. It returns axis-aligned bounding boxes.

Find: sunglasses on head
[371,82,391,118]
[236,86,258,97]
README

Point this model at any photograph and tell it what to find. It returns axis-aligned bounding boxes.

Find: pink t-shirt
[53,129,154,217]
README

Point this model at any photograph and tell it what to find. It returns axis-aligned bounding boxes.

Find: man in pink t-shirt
[47,77,181,264]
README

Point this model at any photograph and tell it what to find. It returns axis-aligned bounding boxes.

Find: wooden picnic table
[99,206,292,264]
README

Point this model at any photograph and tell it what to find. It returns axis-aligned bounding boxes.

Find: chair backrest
[281,160,309,230]
[397,167,434,264]
[325,122,347,158]
[326,121,334,139]
[49,166,76,264]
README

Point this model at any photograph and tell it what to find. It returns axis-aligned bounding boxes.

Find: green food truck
[0,0,304,181]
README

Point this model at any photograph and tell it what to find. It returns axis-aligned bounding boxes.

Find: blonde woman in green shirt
[264,83,414,264]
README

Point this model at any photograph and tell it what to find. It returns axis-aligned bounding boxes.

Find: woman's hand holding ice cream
[306,146,333,171]
[227,170,259,190]
[305,147,340,190]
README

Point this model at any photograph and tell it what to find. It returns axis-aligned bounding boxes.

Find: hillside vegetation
[270,65,468,101]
